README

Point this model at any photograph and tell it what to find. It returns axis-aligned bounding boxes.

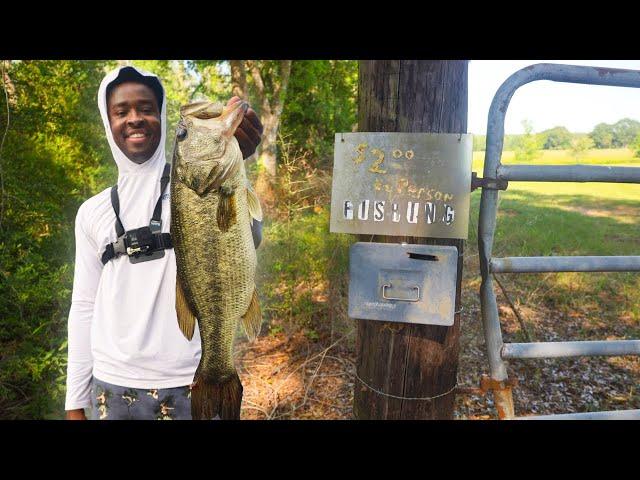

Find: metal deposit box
[349,242,458,326]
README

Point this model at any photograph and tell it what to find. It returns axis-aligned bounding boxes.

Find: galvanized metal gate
[477,63,640,420]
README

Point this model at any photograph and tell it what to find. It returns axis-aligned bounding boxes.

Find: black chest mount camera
[101,163,173,265]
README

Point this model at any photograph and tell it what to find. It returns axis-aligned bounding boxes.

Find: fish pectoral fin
[216,186,237,232]
[246,182,263,222]
[176,278,197,341]
[241,288,262,342]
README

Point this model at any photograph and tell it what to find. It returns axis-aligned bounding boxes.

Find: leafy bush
[255,136,354,340]
[513,120,543,163]
[0,61,115,418]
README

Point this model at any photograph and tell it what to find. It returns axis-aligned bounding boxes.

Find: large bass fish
[170,99,262,420]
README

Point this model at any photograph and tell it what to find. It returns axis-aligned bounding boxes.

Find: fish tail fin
[241,288,262,342]
[176,278,196,341]
[217,186,237,232]
[191,371,243,420]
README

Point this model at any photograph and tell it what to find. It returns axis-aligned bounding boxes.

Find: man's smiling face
[107,81,161,164]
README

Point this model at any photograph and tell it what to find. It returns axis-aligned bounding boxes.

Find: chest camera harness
[101,163,173,265]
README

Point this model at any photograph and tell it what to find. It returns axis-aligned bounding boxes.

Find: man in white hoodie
[65,65,263,420]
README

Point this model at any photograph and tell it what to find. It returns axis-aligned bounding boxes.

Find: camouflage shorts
[90,377,192,420]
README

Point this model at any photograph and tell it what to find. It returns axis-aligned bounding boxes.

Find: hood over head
[97,66,171,236]
[98,65,168,178]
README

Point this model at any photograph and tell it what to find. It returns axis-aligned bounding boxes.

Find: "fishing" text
[342,200,455,225]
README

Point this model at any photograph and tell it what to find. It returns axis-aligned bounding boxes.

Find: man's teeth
[129,133,146,138]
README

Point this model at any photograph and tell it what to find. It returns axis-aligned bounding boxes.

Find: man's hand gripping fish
[171,100,263,420]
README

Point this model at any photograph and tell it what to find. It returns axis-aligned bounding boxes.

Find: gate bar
[516,409,640,420]
[498,165,640,183]
[491,256,640,273]
[478,63,640,418]
[502,340,640,359]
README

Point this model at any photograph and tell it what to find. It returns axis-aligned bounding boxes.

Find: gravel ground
[236,258,639,420]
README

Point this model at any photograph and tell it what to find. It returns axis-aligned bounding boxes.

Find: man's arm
[65,203,103,420]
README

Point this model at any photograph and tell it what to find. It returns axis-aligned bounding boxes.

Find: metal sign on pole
[331,131,471,328]
[330,60,469,420]
[330,132,472,239]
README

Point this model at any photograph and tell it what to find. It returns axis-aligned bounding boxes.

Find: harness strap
[102,163,173,265]
[101,243,116,265]
[111,185,125,238]
[152,163,171,224]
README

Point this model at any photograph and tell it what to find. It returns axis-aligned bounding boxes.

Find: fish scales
[170,100,261,420]
[171,163,256,377]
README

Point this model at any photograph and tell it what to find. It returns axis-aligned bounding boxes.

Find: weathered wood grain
[354,60,468,420]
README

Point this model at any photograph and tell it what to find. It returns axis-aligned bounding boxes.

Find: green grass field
[473,147,640,168]
[467,148,640,333]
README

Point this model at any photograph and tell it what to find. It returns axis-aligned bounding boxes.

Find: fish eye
[176,126,187,141]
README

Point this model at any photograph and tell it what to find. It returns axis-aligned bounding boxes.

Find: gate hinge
[479,374,518,393]
[471,172,508,191]
[455,374,518,396]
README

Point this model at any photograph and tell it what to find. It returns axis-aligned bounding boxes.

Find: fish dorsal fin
[241,288,262,341]
[176,278,197,341]
[246,182,263,222]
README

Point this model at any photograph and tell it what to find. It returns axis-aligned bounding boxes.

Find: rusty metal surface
[348,242,458,326]
[330,132,472,239]
[479,375,517,420]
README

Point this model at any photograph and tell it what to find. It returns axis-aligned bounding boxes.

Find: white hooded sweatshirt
[65,66,201,410]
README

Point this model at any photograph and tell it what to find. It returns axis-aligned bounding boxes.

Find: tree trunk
[249,61,291,177]
[259,112,279,178]
[230,60,247,99]
[353,60,468,420]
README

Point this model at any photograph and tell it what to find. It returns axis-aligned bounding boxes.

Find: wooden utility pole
[354,60,468,420]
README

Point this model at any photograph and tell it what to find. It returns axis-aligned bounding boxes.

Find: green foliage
[611,118,640,147]
[513,119,543,163]
[258,212,353,338]
[256,136,353,338]
[186,61,230,103]
[633,132,640,159]
[590,118,640,148]
[280,60,358,169]
[540,126,572,150]
[473,135,486,151]
[0,60,114,418]
[590,122,614,148]
[569,135,594,160]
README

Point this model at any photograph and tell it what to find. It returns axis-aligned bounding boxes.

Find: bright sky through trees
[469,60,640,135]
